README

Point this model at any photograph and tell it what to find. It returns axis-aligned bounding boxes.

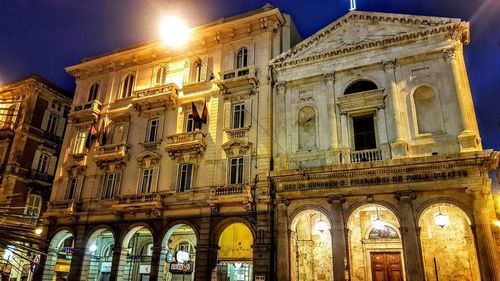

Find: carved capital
[275,198,290,207]
[444,47,456,62]
[394,190,417,201]
[324,72,336,84]
[327,195,346,204]
[276,81,287,96]
[383,60,396,71]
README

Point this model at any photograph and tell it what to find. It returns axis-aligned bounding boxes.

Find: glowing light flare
[34,227,43,235]
[494,220,500,227]
[159,16,190,47]
[434,212,450,228]
[315,219,329,234]
[89,244,97,253]
[372,218,385,230]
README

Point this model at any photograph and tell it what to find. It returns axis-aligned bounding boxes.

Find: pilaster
[275,199,290,281]
[328,195,348,281]
[384,60,407,158]
[67,225,87,281]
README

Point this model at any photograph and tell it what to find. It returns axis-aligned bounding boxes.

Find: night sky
[0,0,498,149]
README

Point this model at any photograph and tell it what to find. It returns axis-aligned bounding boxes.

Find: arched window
[236,48,248,68]
[344,80,378,95]
[37,153,50,173]
[121,74,135,98]
[298,106,317,149]
[88,83,99,101]
[155,66,168,85]
[414,86,443,134]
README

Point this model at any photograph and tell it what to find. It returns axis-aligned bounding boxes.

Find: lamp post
[434,207,449,228]
[372,207,385,230]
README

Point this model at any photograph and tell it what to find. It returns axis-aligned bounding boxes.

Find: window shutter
[41,110,50,131]
[153,166,160,192]
[31,150,41,171]
[97,173,105,199]
[174,164,180,192]
[183,60,190,85]
[48,155,58,176]
[114,172,122,197]
[221,159,229,185]
[243,155,252,184]
[224,102,232,130]
[244,99,253,128]
[200,55,209,82]
[176,109,185,134]
[56,117,66,137]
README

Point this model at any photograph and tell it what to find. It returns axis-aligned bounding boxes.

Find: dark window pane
[353,115,376,150]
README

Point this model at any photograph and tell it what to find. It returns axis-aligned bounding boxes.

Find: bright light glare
[159,16,190,47]
[494,220,500,227]
[372,218,385,230]
[34,227,43,235]
[434,213,450,228]
[89,244,97,253]
[315,219,329,233]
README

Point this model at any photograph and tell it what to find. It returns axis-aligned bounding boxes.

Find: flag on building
[201,100,208,124]
[99,121,107,146]
[85,123,98,149]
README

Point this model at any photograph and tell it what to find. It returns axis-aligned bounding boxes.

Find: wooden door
[370,252,403,281]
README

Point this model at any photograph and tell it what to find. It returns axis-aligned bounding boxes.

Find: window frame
[194,60,203,83]
[140,168,154,194]
[232,103,245,129]
[229,157,244,185]
[155,66,168,85]
[236,48,248,68]
[177,163,193,192]
[74,131,87,154]
[37,153,50,174]
[102,172,120,200]
[88,83,99,101]
[24,194,42,218]
[351,114,377,151]
[47,113,58,135]
[146,118,159,142]
[66,177,78,200]
[120,74,135,99]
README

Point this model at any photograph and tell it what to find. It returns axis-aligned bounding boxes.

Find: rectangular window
[66,178,77,200]
[232,104,245,129]
[140,168,154,193]
[74,131,87,153]
[112,124,125,144]
[352,115,376,150]
[47,113,58,135]
[177,164,193,192]
[37,153,50,173]
[186,114,195,132]
[102,172,120,199]
[229,157,244,184]
[146,119,159,142]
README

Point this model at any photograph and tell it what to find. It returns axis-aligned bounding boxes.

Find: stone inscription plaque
[280,170,468,191]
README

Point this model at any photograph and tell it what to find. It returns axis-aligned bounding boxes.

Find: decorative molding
[276,81,287,96]
[394,190,417,201]
[221,139,252,157]
[383,60,396,71]
[443,47,456,61]
[324,72,336,84]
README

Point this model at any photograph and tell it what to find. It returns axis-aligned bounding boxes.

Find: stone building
[42,5,300,281]
[269,11,500,281]
[0,75,71,280]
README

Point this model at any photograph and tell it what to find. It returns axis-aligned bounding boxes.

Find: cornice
[271,22,468,71]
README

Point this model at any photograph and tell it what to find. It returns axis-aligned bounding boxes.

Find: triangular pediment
[272,11,467,66]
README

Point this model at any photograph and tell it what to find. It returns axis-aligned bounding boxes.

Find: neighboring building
[0,75,71,280]
[270,11,499,281]
[42,5,300,281]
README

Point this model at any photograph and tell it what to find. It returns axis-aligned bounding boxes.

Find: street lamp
[372,207,385,230]
[34,227,43,235]
[315,214,329,234]
[89,244,97,253]
[159,16,190,47]
[434,207,449,228]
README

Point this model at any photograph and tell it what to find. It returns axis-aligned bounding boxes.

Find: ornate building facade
[42,5,300,281]
[0,75,71,280]
[270,11,499,281]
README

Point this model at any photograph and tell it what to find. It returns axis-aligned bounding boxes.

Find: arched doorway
[347,204,404,281]
[118,226,153,281]
[290,209,333,281]
[216,222,253,281]
[81,228,115,281]
[160,224,197,281]
[42,230,74,281]
[418,203,480,281]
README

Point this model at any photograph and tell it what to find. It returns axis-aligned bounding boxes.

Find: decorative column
[468,188,500,281]
[444,46,478,151]
[67,225,86,281]
[395,191,425,281]
[275,81,289,170]
[148,245,162,281]
[328,196,348,281]
[194,216,218,280]
[325,72,341,164]
[109,246,125,281]
[383,60,407,158]
[276,199,290,281]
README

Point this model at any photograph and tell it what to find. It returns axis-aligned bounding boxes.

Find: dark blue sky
[0,0,498,149]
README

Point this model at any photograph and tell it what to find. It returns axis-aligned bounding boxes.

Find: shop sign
[101,262,111,273]
[57,248,73,260]
[139,265,151,274]
[169,262,193,274]
[175,250,190,263]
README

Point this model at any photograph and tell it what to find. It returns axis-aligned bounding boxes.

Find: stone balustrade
[349,148,383,163]
[224,127,250,139]
[69,100,102,123]
[93,143,128,162]
[132,83,178,110]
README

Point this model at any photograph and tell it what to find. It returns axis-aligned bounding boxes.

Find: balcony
[219,65,258,89]
[93,143,129,163]
[45,200,80,217]
[165,130,206,160]
[208,184,253,208]
[0,121,15,138]
[349,148,383,163]
[69,100,102,123]
[29,170,54,184]
[132,83,178,112]
[140,140,162,151]
[113,193,165,215]
[224,127,250,139]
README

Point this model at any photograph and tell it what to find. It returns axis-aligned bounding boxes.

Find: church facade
[270,11,499,281]
[39,6,500,281]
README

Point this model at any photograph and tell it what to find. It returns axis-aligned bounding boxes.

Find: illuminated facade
[270,11,500,281]
[0,75,71,280]
[42,5,300,281]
